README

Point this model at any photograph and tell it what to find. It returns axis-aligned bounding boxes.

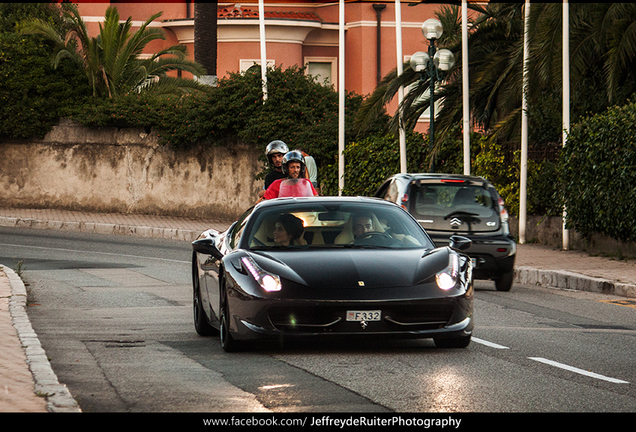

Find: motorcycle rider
[258,150,318,202]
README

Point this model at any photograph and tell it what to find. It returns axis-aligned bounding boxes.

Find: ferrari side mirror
[449,235,471,251]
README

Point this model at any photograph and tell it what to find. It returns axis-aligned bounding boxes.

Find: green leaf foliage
[66,65,375,186]
[560,100,636,242]
[0,4,91,139]
[320,132,428,197]
[18,4,209,98]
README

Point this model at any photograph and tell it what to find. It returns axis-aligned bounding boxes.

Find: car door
[208,208,252,319]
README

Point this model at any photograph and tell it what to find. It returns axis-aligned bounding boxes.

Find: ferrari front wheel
[193,255,216,336]
[219,288,242,352]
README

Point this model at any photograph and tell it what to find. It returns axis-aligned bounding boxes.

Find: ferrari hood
[250,248,450,289]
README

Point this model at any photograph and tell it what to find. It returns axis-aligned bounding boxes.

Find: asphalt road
[1,226,635,414]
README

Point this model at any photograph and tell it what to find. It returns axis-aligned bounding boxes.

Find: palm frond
[133,76,212,96]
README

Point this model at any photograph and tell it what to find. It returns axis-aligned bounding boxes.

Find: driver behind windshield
[352,212,376,239]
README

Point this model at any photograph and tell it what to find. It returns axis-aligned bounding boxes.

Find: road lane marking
[599,299,636,309]
[0,242,190,264]
[528,357,629,384]
[472,337,509,349]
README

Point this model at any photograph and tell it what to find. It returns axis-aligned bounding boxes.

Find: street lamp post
[410,19,454,173]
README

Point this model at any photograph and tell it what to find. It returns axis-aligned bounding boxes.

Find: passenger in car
[273,214,306,246]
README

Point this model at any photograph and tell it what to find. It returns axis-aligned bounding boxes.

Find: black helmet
[282,150,306,177]
[265,140,289,164]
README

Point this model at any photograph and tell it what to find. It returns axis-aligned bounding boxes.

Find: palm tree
[356,3,636,156]
[354,4,522,157]
[18,4,209,97]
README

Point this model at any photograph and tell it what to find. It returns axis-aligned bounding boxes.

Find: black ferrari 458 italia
[192,196,474,351]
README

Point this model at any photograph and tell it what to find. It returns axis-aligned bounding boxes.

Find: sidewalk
[0,206,635,413]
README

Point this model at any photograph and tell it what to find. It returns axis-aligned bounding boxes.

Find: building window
[304,57,337,87]
[240,59,275,73]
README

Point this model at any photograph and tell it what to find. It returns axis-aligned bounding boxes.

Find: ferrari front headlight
[241,256,282,292]
[436,253,459,290]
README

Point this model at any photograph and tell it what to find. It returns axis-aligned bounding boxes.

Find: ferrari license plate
[346,310,381,322]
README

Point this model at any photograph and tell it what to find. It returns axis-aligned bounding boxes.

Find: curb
[514,266,636,299]
[3,265,82,413]
[0,216,201,242]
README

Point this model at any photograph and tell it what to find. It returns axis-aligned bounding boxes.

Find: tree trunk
[194,1,218,86]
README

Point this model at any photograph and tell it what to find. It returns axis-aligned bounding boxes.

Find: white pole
[562,0,570,250]
[258,0,268,101]
[338,0,345,195]
[519,0,530,244]
[462,0,470,175]
[395,0,406,173]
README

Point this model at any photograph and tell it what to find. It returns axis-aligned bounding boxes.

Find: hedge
[0,32,90,139]
[560,100,636,242]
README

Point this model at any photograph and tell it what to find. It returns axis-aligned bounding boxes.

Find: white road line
[472,337,510,349]
[529,357,629,384]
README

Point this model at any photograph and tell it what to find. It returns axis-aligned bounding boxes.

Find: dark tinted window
[408,182,500,233]
[246,202,434,250]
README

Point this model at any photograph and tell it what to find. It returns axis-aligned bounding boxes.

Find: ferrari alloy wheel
[219,287,241,352]
[193,256,216,336]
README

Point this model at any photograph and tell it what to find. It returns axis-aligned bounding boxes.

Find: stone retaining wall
[0,119,263,221]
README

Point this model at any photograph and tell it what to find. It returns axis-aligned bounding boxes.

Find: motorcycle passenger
[259,141,289,201]
[258,150,318,202]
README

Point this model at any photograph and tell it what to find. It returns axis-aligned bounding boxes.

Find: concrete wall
[0,119,263,221]
[510,215,636,259]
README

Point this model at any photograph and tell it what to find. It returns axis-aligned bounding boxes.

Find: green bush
[64,93,182,132]
[0,17,91,139]
[68,65,373,185]
[320,132,428,197]
[560,100,636,241]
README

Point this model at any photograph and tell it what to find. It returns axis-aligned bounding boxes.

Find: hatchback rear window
[408,181,500,232]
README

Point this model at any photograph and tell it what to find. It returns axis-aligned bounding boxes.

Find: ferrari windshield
[247,202,435,250]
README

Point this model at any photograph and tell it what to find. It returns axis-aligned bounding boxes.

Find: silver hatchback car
[375,173,516,291]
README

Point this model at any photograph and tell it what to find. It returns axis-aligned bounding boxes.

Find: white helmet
[265,140,289,164]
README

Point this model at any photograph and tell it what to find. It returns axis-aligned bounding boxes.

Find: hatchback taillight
[401,194,409,209]
[498,197,509,222]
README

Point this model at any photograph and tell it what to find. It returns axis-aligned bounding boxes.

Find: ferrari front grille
[385,305,454,326]
[267,303,455,332]
[268,309,341,330]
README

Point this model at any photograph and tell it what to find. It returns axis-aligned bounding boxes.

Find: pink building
[74,1,451,131]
